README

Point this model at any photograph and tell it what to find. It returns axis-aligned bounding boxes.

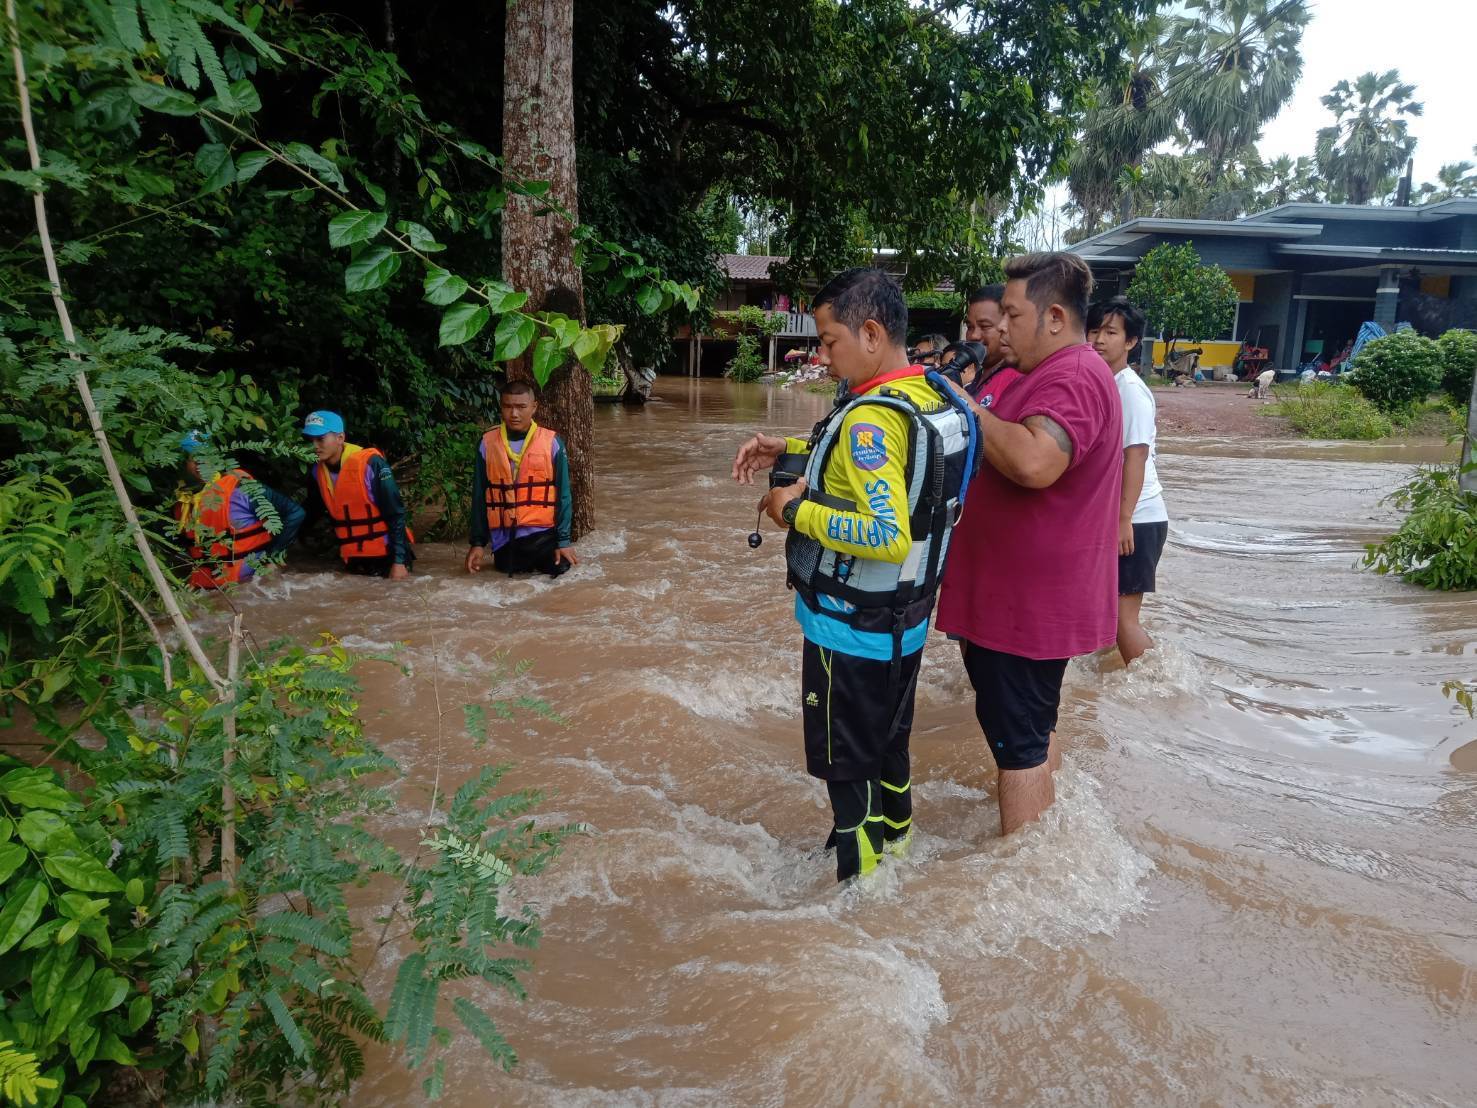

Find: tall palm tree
[1259,154,1325,207]
[1314,70,1423,205]
[1165,0,1310,178]
[1417,153,1477,203]
[1066,16,1176,235]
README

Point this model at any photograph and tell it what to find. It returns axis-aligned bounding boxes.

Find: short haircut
[1086,296,1146,343]
[967,283,1005,308]
[812,267,908,345]
[1003,252,1094,324]
[916,332,949,351]
[502,380,538,400]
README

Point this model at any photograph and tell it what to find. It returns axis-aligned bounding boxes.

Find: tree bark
[502,0,594,538]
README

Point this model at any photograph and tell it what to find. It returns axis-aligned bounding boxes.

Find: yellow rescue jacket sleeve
[784,436,811,455]
[791,403,912,565]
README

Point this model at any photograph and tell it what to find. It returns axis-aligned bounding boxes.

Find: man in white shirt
[1088,297,1169,663]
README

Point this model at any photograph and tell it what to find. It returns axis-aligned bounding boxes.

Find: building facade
[1069,200,1477,372]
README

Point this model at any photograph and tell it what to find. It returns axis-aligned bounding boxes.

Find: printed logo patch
[805,691,819,707]
[849,422,887,471]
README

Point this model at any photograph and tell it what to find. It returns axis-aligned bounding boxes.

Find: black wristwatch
[781,498,801,526]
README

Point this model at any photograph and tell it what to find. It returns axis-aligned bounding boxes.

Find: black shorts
[800,642,921,781]
[962,644,1068,771]
[492,529,570,577]
[1118,520,1168,595]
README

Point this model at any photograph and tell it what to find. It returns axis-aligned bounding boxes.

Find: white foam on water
[579,528,630,558]
[446,564,606,609]
[1093,637,1210,701]
[898,767,1154,960]
[637,663,797,724]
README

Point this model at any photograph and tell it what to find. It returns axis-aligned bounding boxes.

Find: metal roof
[1244,199,1477,223]
[719,254,787,280]
[1069,217,1323,256]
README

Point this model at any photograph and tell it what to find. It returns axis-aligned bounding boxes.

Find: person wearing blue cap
[175,431,303,588]
[300,411,415,577]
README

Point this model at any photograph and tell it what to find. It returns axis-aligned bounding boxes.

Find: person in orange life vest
[176,430,303,589]
[464,381,578,577]
[300,411,415,578]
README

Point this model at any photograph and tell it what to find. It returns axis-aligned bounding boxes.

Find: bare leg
[1116,593,1153,664]
[998,762,1055,835]
[1046,729,1060,773]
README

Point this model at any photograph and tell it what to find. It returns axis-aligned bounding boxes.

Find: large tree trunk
[502,0,594,538]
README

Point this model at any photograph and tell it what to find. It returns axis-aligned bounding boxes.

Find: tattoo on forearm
[1025,415,1074,460]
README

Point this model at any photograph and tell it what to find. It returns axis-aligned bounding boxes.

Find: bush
[1346,331,1444,412]
[1269,382,1393,439]
[1363,464,1477,590]
[725,333,767,382]
[1438,328,1477,404]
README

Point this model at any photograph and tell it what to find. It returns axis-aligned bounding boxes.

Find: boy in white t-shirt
[1087,297,1168,663]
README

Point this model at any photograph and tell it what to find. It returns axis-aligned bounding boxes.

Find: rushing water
[232,378,1476,1106]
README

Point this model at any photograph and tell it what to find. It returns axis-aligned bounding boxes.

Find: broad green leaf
[43,852,124,893]
[127,994,152,1033]
[228,79,261,114]
[572,329,602,368]
[364,181,387,206]
[635,283,662,315]
[283,142,345,190]
[125,878,144,906]
[70,1020,100,1072]
[484,281,529,314]
[194,144,236,195]
[0,878,47,955]
[344,246,401,293]
[129,82,197,116]
[423,268,468,306]
[234,151,270,183]
[396,220,445,253]
[519,180,551,198]
[56,892,108,921]
[0,841,25,884]
[531,337,562,386]
[19,919,64,951]
[438,303,489,347]
[0,768,78,812]
[328,210,388,249]
[550,316,581,349]
[33,937,76,1015]
[95,1029,137,1065]
[493,313,536,361]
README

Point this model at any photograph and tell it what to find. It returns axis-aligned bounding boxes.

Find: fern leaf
[256,911,350,958]
[110,0,146,50]
[263,990,309,1061]
[179,13,232,105]
[452,996,517,1072]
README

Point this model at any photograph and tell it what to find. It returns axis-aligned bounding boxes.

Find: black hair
[967,283,1006,307]
[502,380,538,400]
[1003,252,1094,324]
[1086,296,1146,346]
[916,332,950,352]
[812,267,908,345]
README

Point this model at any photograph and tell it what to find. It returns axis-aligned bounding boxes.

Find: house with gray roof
[1069,199,1477,371]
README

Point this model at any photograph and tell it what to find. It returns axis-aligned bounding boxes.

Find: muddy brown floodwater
[228,377,1476,1106]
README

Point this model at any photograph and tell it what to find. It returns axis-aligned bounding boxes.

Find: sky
[1255,0,1473,175]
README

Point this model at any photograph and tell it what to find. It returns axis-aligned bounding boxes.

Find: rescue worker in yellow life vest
[731,267,978,883]
[175,431,304,589]
[300,411,415,578]
[464,380,578,577]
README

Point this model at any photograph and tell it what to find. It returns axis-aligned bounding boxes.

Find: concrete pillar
[768,334,777,372]
[695,334,703,378]
[1373,265,1400,330]
[687,335,696,377]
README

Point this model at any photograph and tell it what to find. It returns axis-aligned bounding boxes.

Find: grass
[1266,382,1469,440]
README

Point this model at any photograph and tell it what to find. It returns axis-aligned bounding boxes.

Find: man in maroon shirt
[937,253,1122,835]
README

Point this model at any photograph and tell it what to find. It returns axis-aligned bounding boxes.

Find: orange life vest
[314,445,414,561]
[482,423,558,532]
[177,470,273,589]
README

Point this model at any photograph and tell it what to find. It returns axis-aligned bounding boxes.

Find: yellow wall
[1146,339,1243,370]
[1421,275,1451,298]
[1229,272,1256,301]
